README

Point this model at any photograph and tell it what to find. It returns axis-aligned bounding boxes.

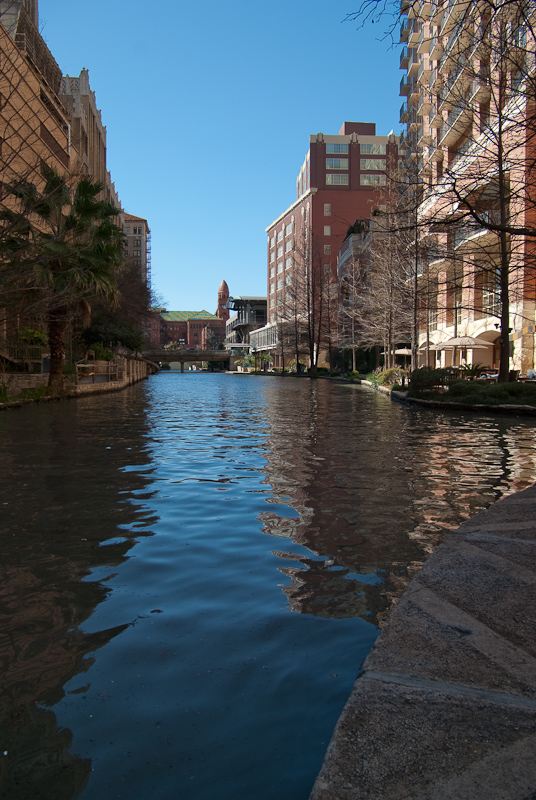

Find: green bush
[349,370,360,380]
[408,367,454,395]
[415,378,536,407]
[91,344,114,361]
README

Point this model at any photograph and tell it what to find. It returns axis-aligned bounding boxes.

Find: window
[361,159,385,170]
[285,240,292,252]
[277,261,283,273]
[360,143,386,154]
[285,257,292,269]
[285,273,292,285]
[285,222,292,236]
[270,236,275,248]
[324,245,331,255]
[133,249,142,256]
[360,174,386,185]
[326,143,349,154]
[324,204,331,216]
[133,238,141,246]
[324,264,331,274]
[277,230,284,242]
[277,278,283,289]
[270,282,275,294]
[277,246,283,258]
[326,158,349,170]
[326,174,349,185]
[324,226,331,236]
[270,252,275,263]
[124,227,130,234]
[270,266,275,278]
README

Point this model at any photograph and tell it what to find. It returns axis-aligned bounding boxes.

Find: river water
[1,373,536,799]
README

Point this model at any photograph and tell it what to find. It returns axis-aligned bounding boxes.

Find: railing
[439,103,469,144]
[454,212,501,247]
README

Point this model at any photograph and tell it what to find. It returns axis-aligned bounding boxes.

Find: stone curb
[310,486,536,800]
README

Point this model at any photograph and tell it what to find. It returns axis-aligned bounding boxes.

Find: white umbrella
[438,336,493,349]
[395,348,412,355]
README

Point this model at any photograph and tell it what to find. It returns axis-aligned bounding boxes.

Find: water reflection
[1,375,536,800]
[259,380,536,625]
[0,392,156,797]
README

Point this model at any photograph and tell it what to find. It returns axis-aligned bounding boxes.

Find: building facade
[399,0,536,375]
[253,122,399,364]
[123,214,151,286]
[225,296,267,353]
[60,69,120,208]
[146,281,230,348]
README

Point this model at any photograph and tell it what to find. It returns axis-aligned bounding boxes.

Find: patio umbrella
[394,348,412,355]
[439,336,493,349]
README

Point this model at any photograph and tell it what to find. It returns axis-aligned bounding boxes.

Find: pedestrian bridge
[143,348,232,370]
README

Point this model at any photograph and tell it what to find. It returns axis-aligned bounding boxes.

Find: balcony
[470,74,491,103]
[418,24,431,54]
[408,49,420,78]
[400,75,410,96]
[409,79,420,103]
[418,93,432,113]
[448,138,474,170]
[400,17,409,42]
[400,46,409,69]
[430,33,442,60]
[454,211,501,248]
[439,104,472,146]
[418,0,432,17]
[429,102,443,127]
[439,56,468,106]
[418,58,432,84]
[440,0,471,37]
[429,67,440,90]
[400,101,409,122]
[408,17,421,46]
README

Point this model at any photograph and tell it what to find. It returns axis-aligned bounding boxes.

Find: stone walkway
[310,486,536,800]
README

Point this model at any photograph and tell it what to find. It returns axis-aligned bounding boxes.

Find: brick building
[122,213,151,286]
[251,122,400,363]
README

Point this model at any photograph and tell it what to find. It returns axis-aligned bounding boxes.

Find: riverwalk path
[310,484,536,800]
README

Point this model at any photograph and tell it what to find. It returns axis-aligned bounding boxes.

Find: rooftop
[161,310,220,322]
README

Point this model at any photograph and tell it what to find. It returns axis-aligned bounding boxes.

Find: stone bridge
[143,348,232,371]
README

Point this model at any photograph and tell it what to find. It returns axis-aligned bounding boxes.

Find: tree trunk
[47,308,68,390]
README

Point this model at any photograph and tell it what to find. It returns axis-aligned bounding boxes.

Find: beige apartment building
[0,1,74,185]
[400,0,536,375]
[60,69,120,208]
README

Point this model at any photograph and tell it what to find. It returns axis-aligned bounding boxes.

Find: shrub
[408,367,454,395]
[349,370,360,380]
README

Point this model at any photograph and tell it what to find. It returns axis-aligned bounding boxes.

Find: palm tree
[0,165,124,388]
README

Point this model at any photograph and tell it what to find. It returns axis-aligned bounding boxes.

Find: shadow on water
[0,391,157,798]
[1,374,536,799]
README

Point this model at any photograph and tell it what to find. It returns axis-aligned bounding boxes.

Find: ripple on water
[0,373,536,799]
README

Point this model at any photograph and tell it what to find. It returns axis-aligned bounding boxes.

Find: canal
[1,372,536,799]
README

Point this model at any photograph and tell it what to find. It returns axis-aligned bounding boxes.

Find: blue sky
[39,0,401,312]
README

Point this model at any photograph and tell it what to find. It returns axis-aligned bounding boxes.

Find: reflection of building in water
[259,381,536,626]
[0,392,157,795]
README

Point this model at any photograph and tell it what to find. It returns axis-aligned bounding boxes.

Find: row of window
[270,273,295,294]
[326,157,385,171]
[325,142,387,155]
[325,174,387,186]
